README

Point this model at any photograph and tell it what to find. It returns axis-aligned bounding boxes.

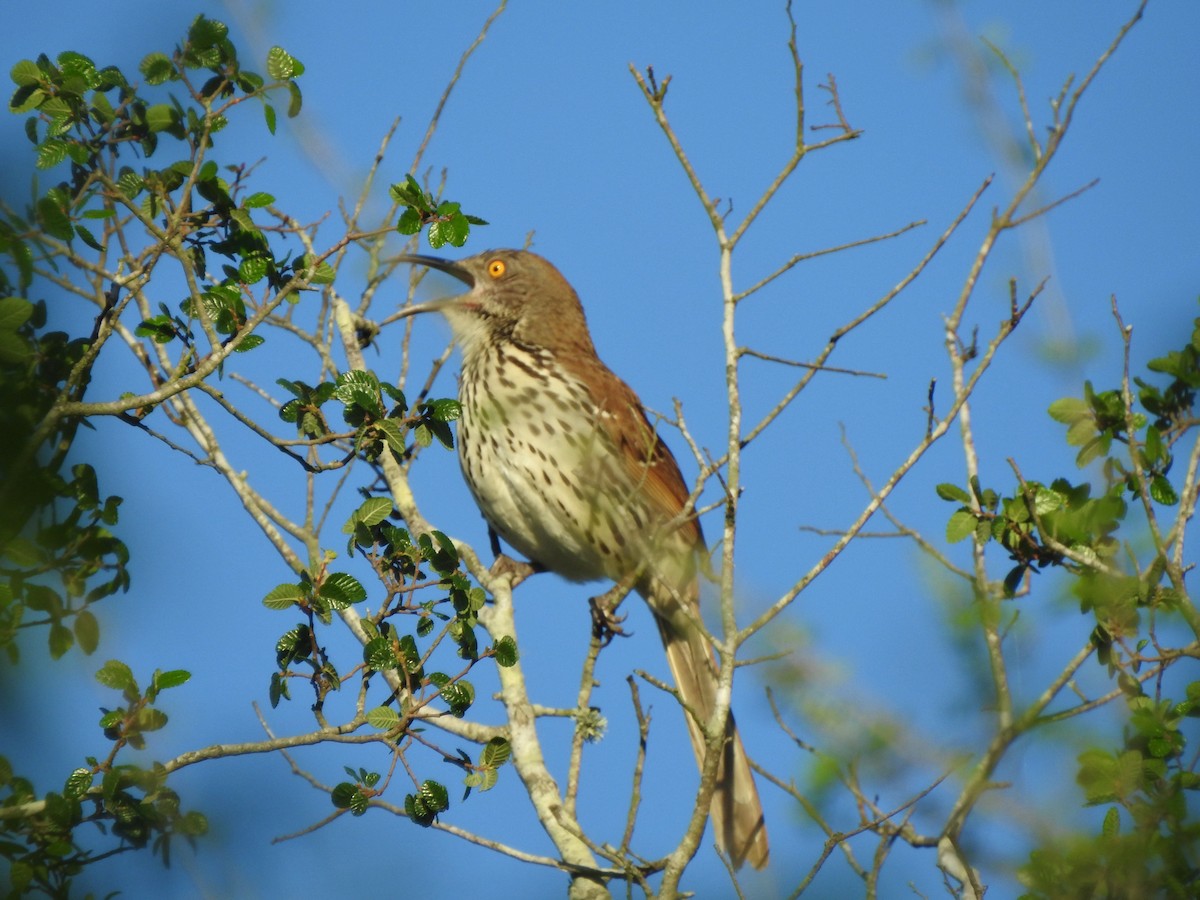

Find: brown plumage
[396,248,769,869]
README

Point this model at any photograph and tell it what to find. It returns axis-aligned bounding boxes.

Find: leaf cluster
[391,174,487,250]
[0,663,201,898]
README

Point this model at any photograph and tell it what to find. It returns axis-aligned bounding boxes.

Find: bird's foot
[589,591,632,646]
[489,554,543,588]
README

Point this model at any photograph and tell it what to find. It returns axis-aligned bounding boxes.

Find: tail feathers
[656,603,769,870]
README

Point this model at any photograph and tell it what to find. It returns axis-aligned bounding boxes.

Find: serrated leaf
[425,398,462,422]
[269,671,289,707]
[153,669,191,691]
[266,47,297,80]
[75,224,103,251]
[396,207,422,235]
[493,635,518,667]
[421,779,449,811]
[320,572,367,605]
[480,736,511,768]
[244,191,275,208]
[331,782,360,810]
[74,610,100,654]
[37,196,73,240]
[935,483,971,503]
[145,104,178,133]
[431,530,458,562]
[349,497,393,531]
[375,418,407,455]
[299,254,334,284]
[366,706,400,730]
[48,623,73,658]
[233,333,265,353]
[287,80,302,117]
[262,582,306,610]
[238,256,268,284]
[64,768,93,800]
[10,59,41,87]
[1101,805,1120,837]
[139,52,175,86]
[95,659,135,692]
[0,296,34,331]
[117,170,144,198]
[946,509,976,544]
[1149,475,1178,506]
[1033,486,1065,517]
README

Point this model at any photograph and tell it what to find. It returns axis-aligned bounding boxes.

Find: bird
[394,248,769,870]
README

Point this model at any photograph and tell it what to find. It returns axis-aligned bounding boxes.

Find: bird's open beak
[385,254,476,325]
[395,254,475,288]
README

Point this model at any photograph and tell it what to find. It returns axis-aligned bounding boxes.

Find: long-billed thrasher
[394,248,769,870]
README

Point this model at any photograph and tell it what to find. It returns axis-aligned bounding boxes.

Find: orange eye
[487,258,507,278]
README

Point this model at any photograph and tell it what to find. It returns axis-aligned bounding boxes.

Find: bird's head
[394,249,595,356]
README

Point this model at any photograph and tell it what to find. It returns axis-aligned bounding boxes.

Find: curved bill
[395,254,475,288]
[386,254,475,324]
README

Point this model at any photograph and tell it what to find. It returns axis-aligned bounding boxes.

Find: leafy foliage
[0,15,502,896]
[937,305,1200,896]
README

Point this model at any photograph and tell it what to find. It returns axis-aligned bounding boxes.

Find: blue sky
[2,1,1197,897]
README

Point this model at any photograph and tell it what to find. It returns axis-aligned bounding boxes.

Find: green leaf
[946,509,976,543]
[480,736,511,768]
[1149,475,1178,506]
[396,207,421,235]
[0,331,29,365]
[11,59,41,87]
[64,768,94,800]
[266,47,300,80]
[145,104,179,133]
[935,483,971,503]
[262,582,307,610]
[299,253,334,284]
[117,169,144,198]
[238,255,268,284]
[438,678,475,717]
[263,102,277,135]
[320,572,367,606]
[366,706,400,730]
[424,398,462,423]
[233,333,265,353]
[1032,485,1065,517]
[349,497,393,530]
[1101,805,1120,838]
[493,635,518,667]
[363,635,399,672]
[153,669,191,691]
[244,191,275,208]
[419,779,449,812]
[37,196,73,240]
[48,623,73,659]
[75,224,103,252]
[287,80,302,117]
[431,530,458,563]
[0,296,34,331]
[269,671,289,707]
[331,782,361,811]
[375,418,407,455]
[1143,425,1165,466]
[95,659,136,692]
[135,707,168,732]
[139,52,175,86]
[74,610,100,654]
[9,84,44,114]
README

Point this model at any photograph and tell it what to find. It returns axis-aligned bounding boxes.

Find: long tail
[650,583,769,870]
